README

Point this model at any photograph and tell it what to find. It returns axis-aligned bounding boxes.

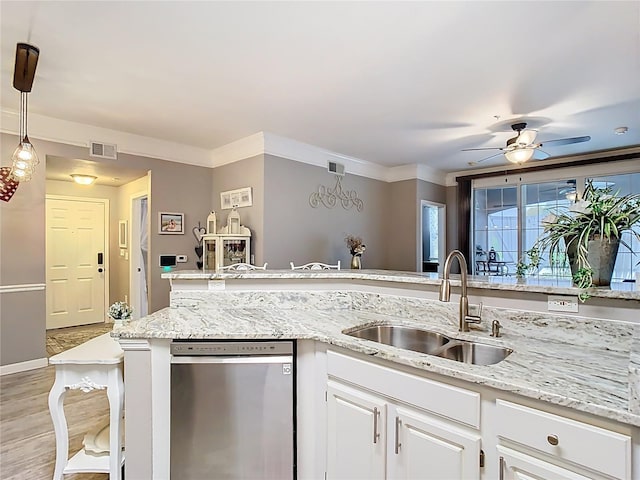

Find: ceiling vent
[89,141,117,160]
[328,161,345,176]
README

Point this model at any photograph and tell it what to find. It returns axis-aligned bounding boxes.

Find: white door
[326,381,386,480]
[130,194,149,320]
[46,197,106,329]
[497,446,593,480]
[390,406,481,480]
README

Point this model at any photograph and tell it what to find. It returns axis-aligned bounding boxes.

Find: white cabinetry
[326,351,481,480]
[202,232,251,270]
[495,400,631,480]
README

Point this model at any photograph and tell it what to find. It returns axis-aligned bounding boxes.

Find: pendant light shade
[9,43,40,183]
[71,174,97,185]
[504,148,535,164]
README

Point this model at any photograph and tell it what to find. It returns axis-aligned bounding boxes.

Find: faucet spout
[439,250,480,332]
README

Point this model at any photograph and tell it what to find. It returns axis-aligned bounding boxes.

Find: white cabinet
[327,382,386,480]
[495,400,631,480]
[391,406,480,480]
[202,232,251,270]
[326,351,481,480]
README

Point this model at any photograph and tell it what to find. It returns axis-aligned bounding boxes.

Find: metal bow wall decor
[309,175,364,212]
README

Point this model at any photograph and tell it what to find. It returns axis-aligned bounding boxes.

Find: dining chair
[220,262,268,271]
[290,261,341,270]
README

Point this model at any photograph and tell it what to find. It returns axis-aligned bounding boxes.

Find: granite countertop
[162,269,640,301]
[113,289,639,427]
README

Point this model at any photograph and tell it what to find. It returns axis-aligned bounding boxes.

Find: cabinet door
[497,446,593,480]
[326,381,386,480]
[390,406,481,480]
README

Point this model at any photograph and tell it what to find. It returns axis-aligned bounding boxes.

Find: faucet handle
[475,302,483,317]
[491,320,502,337]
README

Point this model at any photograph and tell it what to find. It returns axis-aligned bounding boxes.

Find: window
[472,171,639,281]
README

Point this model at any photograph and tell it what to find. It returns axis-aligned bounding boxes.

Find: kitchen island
[113,269,640,479]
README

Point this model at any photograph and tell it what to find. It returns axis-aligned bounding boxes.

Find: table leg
[48,374,68,480]
[107,366,124,480]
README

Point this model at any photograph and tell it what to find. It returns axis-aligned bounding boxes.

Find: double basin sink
[344,324,512,366]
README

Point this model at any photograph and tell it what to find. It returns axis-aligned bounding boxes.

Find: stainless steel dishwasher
[170,340,295,479]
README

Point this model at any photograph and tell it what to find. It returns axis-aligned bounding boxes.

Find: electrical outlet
[177,255,187,263]
[547,295,579,313]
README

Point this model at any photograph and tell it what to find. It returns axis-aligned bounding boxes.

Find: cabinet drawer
[327,350,480,428]
[496,400,631,479]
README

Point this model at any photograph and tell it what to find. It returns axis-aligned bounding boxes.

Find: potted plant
[534,180,640,295]
[109,301,133,326]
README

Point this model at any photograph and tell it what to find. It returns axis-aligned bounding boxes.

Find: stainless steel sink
[436,342,513,366]
[345,325,450,355]
[344,324,512,365]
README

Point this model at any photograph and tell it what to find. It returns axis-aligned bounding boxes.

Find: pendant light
[10,43,40,182]
[504,147,535,164]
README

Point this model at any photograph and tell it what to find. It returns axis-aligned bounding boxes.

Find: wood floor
[1,324,114,480]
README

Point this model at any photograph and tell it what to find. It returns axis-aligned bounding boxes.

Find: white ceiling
[1,1,639,174]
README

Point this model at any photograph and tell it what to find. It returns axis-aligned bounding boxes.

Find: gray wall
[1,133,212,367]
[386,178,447,271]
[210,155,265,264]
[263,155,389,269]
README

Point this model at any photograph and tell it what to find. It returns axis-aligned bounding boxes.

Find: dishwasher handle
[171,355,293,365]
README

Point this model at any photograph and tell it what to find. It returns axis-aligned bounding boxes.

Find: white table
[48,332,124,480]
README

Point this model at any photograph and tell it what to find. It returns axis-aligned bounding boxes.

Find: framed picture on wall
[220,187,252,210]
[159,212,184,234]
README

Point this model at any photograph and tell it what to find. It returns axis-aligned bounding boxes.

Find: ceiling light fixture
[10,43,40,182]
[504,147,535,164]
[71,174,97,185]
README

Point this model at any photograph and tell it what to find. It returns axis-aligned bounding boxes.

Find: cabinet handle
[499,456,504,480]
[373,407,380,444]
[547,434,559,446]
[394,416,402,454]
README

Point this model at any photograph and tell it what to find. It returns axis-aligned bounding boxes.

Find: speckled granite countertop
[163,269,640,300]
[113,289,640,427]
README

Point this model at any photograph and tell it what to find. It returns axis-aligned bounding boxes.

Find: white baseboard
[0,357,48,376]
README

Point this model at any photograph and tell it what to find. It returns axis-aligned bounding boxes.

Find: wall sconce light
[71,174,97,185]
[10,43,40,182]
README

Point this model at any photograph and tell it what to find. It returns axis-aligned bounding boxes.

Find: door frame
[129,191,149,320]
[45,194,110,327]
[419,200,446,274]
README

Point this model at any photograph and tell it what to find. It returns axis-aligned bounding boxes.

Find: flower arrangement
[109,301,133,320]
[345,235,366,256]
[533,180,640,296]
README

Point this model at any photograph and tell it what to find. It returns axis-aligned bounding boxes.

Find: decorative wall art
[309,175,364,211]
[158,212,184,234]
[220,187,252,210]
[118,220,128,248]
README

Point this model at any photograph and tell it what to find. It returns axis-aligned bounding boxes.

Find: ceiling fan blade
[467,151,504,166]
[517,129,538,146]
[461,147,504,152]
[540,135,591,147]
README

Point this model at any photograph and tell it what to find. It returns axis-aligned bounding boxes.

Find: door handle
[98,268,103,273]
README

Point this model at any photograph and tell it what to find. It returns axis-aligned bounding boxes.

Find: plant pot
[587,236,620,287]
[564,235,579,280]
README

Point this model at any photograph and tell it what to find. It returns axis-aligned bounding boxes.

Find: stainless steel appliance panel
[171,342,294,480]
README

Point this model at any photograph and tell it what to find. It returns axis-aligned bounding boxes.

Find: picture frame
[118,220,128,248]
[159,212,184,234]
[220,187,252,210]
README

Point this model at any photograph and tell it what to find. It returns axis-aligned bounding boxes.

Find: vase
[586,236,620,287]
[351,255,361,269]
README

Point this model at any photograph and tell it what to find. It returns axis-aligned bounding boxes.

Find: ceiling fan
[463,123,591,166]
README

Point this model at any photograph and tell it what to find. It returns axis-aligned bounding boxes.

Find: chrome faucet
[439,250,481,332]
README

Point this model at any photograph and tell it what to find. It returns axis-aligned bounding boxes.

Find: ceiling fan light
[517,129,537,145]
[71,174,97,185]
[505,148,535,164]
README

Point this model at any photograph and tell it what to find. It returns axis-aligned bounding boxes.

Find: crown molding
[0,109,449,184]
[0,109,212,168]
